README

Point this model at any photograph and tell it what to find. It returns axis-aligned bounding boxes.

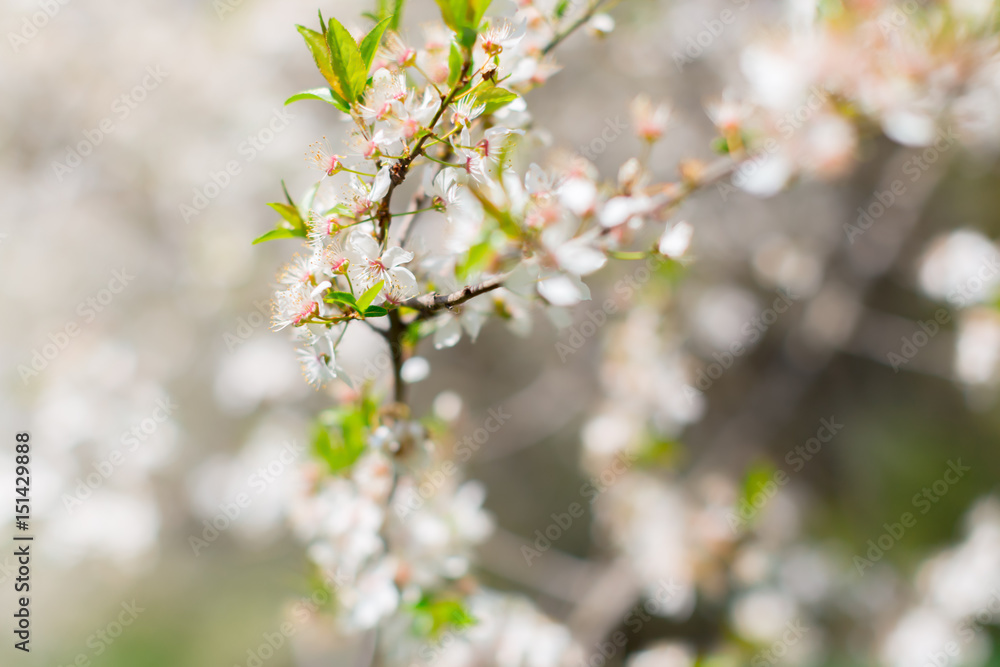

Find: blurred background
[3,0,1000,665]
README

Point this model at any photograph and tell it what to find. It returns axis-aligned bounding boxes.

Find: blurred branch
[476,527,601,603]
[565,557,643,643]
[692,145,949,475]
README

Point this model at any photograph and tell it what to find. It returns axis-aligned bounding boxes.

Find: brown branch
[542,0,614,56]
[401,273,508,315]
[387,308,407,404]
[375,58,473,244]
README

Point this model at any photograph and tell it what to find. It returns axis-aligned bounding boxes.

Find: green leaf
[356,280,385,311]
[300,181,320,219]
[285,87,351,113]
[267,202,304,231]
[457,25,478,50]
[360,16,393,73]
[383,0,406,29]
[475,86,518,115]
[363,305,389,318]
[326,17,367,103]
[252,228,303,245]
[634,437,682,468]
[296,25,338,91]
[711,136,731,154]
[447,41,463,87]
[469,0,492,28]
[457,237,493,280]
[435,0,490,47]
[434,0,460,33]
[312,422,365,474]
[437,0,492,34]
[281,179,295,207]
[412,596,477,638]
[737,461,779,527]
[326,291,357,307]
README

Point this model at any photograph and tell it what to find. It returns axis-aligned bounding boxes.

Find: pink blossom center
[293,300,317,325]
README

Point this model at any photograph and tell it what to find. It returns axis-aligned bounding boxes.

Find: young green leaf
[447,41,463,87]
[356,280,385,311]
[326,17,367,103]
[434,0,459,33]
[457,25,478,50]
[388,0,405,29]
[438,0,492,35]
[326,291,358,307]
[360,16,393,73]
[281,179,295,208]
[363,305,389,318]
[252,228,304,245]
[468,0,492,30]
[475,86,518,115]
[296,25,338,91]
[285,87,351,113]
[300,181,320,219]
[267,202,305,231]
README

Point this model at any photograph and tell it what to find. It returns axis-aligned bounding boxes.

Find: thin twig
[542,0,612,56]
[401,273,508,315]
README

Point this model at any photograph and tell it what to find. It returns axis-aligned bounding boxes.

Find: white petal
[883,110,936,147]
[349,232,380,261]
[538,274,588,306]
[401,356,431,383]
[387,267,418,300]
[659,221,694,258]
[434,317,463,349]
[736,153,791,198]
[600,197,634,228]
[559,178,597,216]
[556,241,607,276]
[382,246,414,268]
[370,166,392,202]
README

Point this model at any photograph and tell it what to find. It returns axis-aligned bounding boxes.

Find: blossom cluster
[262,0,1000,664]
